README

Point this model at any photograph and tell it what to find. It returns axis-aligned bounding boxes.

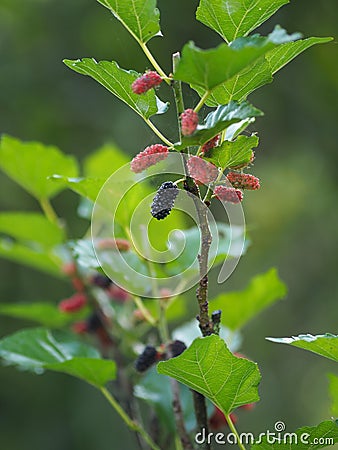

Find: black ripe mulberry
[168,340,187,357]
[91,273,112,289]
[135,345,158,372]
[151,181,178,220]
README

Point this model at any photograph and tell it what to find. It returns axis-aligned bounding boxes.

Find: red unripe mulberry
[131,71,162,94]
[214,185,243,204]
[97,238,131,252]
[71,277,85,293]
[61,262,77,277]
[108,284,130,302]
[200,135,220,154]
[209,407,238,431]
[181,109,198,136]
[131,144,169,173]
[72,321,88,334]
[59,293,87,313]
[240,403,255,411]
[187,156,218,184]
[227,172,260,190]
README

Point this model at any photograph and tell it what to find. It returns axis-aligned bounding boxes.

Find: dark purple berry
[86,311,104,332]
[92,274,112,289]
[135,345,158,372]
[168,340,187,357]
[151,182,179,220]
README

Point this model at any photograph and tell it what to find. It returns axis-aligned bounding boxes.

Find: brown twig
[182,175,212,450]
[192,391,210,450]
[173,51,211,449]
[170,378,194,450]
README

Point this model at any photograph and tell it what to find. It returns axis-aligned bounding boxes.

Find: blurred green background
[0,0,337,449]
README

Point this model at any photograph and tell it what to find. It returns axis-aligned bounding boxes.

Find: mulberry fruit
[200,135,220,155]
[86,311,104,332]
[72,321,88,334]
[227,172,260,190]
[71,277,85,292]
[209,407,238,431]
[91,273,112,289]
[181,109,198,136]
[214,186,243,203]
[131,71,162,94]
[108,284,130,302]
[97,238,131,252]
[151,181,178,220]
[187,156,218,185]
[131,144,169,173]
[240,403,255,411]
[59,293,87,313]
[61,262,77,276]
[135,345,158,372]
[168,340,187,358]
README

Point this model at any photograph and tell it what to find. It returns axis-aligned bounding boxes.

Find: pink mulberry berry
[240,403,256,411]
[61,262,77,276]
[97,238,131,252]
[72,321,88,334]
[227,172,260,190]
[130,144,169,173]
[209,407,238,431]
[187,156,218,184]
[200,135,220,154]
[59,293,87,313]
[71,277,85,293]
[108,284,130,302]
[131,71,163,94]
[214,185,243,203]
[181,109,198,136]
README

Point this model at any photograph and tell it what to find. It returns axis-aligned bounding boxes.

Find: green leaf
[0,238,62,277]
[0,212,64,249]
[0,328,116,387]
[172,320,242,353]
[210,268,287,331]
[204,57,273,106]
[97,0,161,44]
[174,28,300,92]
[157,335,261,414]
[0,135,78,200]
[225,118,256,140]
[63,59,168,120]
[267,333,338,362]
[267,36,333,75]
[328,374,338,417]
[50,175,105,203]
[196,0,289,43]
[204,36,332,106]
[175,101,263,150]
[0,302,86,328]
[205,134,259,169]
[45,358,116,387]
[251,421,338,450]
[84,143,129,179]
